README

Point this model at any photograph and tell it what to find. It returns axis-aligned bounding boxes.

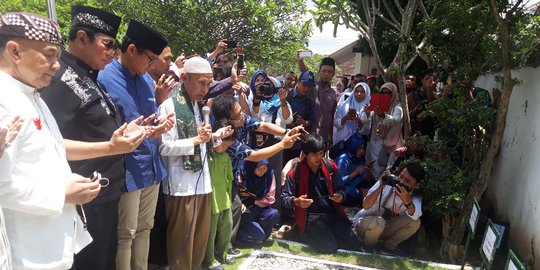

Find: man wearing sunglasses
[41,5,147,270]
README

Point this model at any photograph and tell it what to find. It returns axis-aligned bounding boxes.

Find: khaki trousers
[116,183,160,270]
[165,194,211,270]
[356,215,420,249]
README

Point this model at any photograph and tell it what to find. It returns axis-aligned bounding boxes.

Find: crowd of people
[0,6,449,270]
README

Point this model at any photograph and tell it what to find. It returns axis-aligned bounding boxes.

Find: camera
[381,174,412,192]
[257,77,283,100]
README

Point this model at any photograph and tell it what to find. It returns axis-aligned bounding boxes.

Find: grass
[224,240,454,270]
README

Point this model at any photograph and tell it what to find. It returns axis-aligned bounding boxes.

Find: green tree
[0,0,311,76]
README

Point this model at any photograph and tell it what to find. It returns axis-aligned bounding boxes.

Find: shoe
[378,245,408,257]
[224,255,236,265]
[208,261,224,270]
[227,247,242,257]
[360,245,375,253]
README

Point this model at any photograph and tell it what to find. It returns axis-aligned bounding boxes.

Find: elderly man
[0,12,101,269]
[158,57,215,270]
[40,6,145,270]
[98,19,173,270]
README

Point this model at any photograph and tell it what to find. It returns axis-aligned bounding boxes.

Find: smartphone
[348,108,357,116]
[298,50,312,58]
[237,54,245,70]
[299,129,309,142]
[225,40,237,49]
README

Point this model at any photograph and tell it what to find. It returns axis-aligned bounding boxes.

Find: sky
[305,1,359,55]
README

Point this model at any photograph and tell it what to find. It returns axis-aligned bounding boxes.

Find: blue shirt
[287,87,316,149]
[237,114,261,145]
[98,59,167,192]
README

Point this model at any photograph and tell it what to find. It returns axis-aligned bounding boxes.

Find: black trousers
[71,198,120,270]
[303,213,360,254]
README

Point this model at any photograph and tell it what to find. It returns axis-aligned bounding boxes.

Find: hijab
[250,70,281,114]
[241,158,273,199]
[375,82,401,138]
[340,82,371,116]
[345,133,366,164]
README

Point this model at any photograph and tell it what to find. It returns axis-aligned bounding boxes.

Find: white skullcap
[183,57,212,74]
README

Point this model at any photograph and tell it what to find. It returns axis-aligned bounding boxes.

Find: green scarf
[172,85,203,171]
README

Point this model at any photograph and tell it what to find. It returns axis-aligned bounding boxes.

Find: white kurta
[158,98,212,196]
[0,71,91,270]
[0,208,11,270]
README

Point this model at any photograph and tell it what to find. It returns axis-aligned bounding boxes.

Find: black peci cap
[319,57,336,69]
[125,19,168,55]
[71,5,121,38]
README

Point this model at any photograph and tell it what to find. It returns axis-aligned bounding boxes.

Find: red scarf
[288,159,350,233]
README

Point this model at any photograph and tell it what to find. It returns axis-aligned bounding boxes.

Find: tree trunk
[441,0,515,262]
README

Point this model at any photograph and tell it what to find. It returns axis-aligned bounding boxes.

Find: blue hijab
[250,70,281,114]
[345,133,366,164]
[241,158,273,199]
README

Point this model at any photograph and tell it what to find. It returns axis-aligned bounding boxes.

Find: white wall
[475,67,540,268]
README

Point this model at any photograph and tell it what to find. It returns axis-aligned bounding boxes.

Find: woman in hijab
[236,158,281,246]
[364,82,404,179]
[248,70,293,210]
[335,134,375,204]
[333,82,371,145]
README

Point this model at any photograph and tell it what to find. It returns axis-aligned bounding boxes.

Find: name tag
[148,98,156,102]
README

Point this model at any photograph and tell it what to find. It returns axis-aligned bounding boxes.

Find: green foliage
[0,0,310,75]
[403,97,496,217]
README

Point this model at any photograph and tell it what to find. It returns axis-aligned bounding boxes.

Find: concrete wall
[475,67,540,268]
[353,54,379,76]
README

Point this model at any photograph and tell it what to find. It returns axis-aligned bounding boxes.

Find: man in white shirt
[158,57,214,270]
[0,12,100,269]
[353,162,425,255]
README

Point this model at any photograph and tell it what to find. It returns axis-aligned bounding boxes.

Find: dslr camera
[257,77,283,100]
[381,174,412,192]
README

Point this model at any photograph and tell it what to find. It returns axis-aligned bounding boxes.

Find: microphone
[202,106,211,126]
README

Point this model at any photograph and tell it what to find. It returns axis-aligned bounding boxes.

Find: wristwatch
[405,202,414,209]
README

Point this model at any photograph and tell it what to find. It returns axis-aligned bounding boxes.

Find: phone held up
[298,50,312,59]
[237,54,245,71]
[225,40,237,49]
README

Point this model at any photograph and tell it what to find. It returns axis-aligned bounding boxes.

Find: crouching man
[352,162,425,255]
[282,134,359,254]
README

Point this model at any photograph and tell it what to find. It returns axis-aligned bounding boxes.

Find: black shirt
[41,51,125,205]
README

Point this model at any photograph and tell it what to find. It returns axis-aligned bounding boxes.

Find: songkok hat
[319,57,336,69]
[71,5,121,38]
[125,19,168,55]
[0,12,63,46]
[183,57,212,74]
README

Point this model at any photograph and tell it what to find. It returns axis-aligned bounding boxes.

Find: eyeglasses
[229,110,244,122]
[100,38,118,52]
[143,51,159,65]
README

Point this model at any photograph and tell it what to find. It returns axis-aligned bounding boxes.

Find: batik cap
[71,5,121,38]
[0,12,63,46]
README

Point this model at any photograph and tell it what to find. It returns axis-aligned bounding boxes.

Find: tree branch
[393,0,404,15]
[382,0,401,26]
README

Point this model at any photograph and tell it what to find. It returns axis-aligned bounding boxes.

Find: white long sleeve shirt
[0,71,91,270]
[158,98,212,196]
[352,181,422,226]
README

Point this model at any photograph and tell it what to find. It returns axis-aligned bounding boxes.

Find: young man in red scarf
[282,134,359,254]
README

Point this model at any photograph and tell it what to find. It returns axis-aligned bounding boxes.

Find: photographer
[249,70,293,208]
[352,162,425,255]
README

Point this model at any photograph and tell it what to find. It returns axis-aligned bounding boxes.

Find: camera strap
[377,186,393,214]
